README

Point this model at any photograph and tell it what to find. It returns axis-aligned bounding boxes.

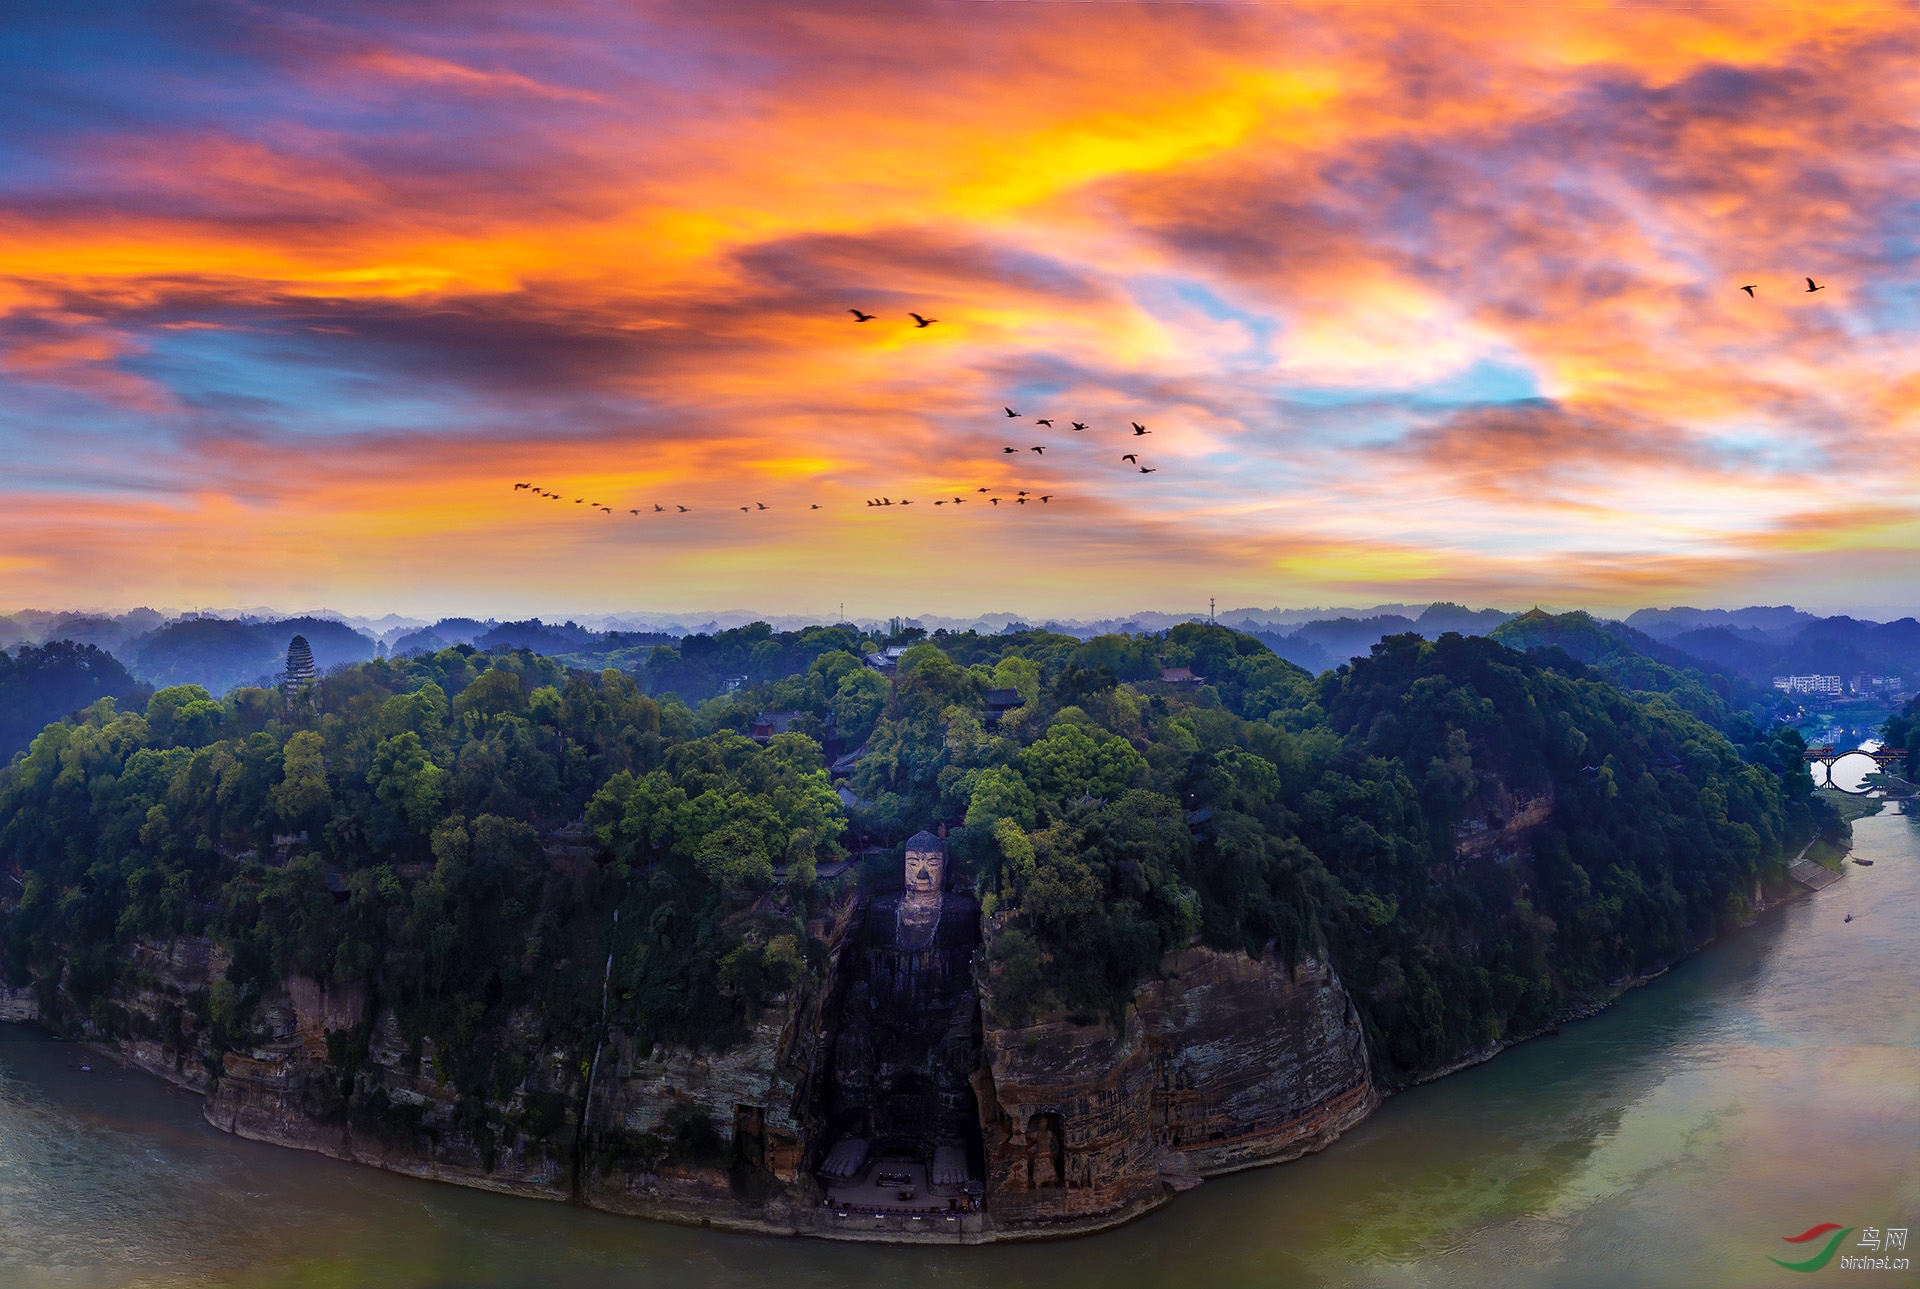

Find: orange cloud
[1,2,1917,617]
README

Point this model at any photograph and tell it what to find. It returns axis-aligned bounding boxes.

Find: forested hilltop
[0,617,1840,1092]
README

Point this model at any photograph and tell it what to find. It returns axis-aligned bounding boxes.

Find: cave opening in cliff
[814,832,986,1212]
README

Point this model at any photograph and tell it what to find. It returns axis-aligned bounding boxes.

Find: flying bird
[630,509,639,515]
[1740,284,1757,297]
[953,497,964,504]
[910,313,937,327]
[1016,497,1027,505]
[977,487,990,493]
[1016,490,1029,496]
[849,309,876,322]
[1041,495,1052,503]
[1138,466,1157,473]
[676,506,689,512]
[1122,453,1138,463]
[1035,418,1053,427]
[1031,446,1045,454]
[514,483,528,490]
[600,507,611,514]
[1003,446,1019,454]
[576,499,585,504]
[900,499,912,505]
[935,500,947,505]
[740,506,750,512]
[1004,407,1020,418]
[990,497,1000,505]
[1806,277,1825,293]
[1070,422,1087,431]
[654,505,664,512]
[755,502,768,510]
[810,504,820,510]
[1132,423,1150,435]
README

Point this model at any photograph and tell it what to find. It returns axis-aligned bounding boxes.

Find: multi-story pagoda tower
[283,634,317,699]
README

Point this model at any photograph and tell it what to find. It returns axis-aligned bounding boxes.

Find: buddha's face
[905,851,944,893]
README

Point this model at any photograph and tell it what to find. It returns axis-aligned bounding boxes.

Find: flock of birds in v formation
[511,308,1166,516]
[511,283,1830,516]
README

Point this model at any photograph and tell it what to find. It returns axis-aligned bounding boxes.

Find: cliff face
[0,982,37,1023]
[977,945,1376,1234]
[573,890,863,1231]
[88,935,224,1093]
[45,897,859,1230]
[209,988,582,1200]
[33,905,1375,1243]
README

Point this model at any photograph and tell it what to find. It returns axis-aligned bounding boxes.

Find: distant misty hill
[124,616,377,696]
[1245,602,1516,672]
[1489,609,1759,689]
[1625,605,1817,639]
[1659,615,1920,686]
[389,618,674,661]
[1222,601,1920,689]
[0,608,165,655]
[473,619,606,654]
[8,600,1918,697]
[389,618,496,655]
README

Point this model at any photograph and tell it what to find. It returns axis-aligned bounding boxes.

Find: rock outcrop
[33,902,1376,1243]
[0,982,37,1023]
[976,944,1375,1235]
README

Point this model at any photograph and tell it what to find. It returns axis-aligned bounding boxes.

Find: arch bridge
[1802,745,1905,795]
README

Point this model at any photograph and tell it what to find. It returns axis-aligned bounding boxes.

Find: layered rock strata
[32,909,1376,1242]
[976,945,1375,1235]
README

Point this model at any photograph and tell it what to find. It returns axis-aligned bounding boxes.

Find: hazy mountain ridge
[7,602,1918,705]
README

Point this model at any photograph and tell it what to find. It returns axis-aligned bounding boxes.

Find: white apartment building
[1772,674,1842,695]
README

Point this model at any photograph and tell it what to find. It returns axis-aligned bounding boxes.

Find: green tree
[269,730,331,830]
[370,731,449,837]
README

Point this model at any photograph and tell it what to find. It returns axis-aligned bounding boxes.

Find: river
[4,812,1916,1288]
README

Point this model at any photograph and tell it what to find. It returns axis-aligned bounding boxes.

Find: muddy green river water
[3,812,1916,1288]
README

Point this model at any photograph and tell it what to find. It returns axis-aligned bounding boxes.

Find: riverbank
[1393,839,1831,1094]
[7,811,1913,1286]
[14,835,1833,1248]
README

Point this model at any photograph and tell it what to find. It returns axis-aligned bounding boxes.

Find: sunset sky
[3,1,1917,621]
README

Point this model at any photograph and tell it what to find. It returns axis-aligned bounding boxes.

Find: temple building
[283,634,317,699]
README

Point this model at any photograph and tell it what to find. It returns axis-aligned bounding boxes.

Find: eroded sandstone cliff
[35,890,1377,1243]
[976,942,1375,1235]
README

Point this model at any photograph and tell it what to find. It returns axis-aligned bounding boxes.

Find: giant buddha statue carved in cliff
[895,830,947,952]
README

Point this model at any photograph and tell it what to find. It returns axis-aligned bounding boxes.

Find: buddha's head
[904,843,945,894]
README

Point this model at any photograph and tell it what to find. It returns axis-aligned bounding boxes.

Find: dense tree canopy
[0,646,843,1118]
[1,620,1837,1092]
